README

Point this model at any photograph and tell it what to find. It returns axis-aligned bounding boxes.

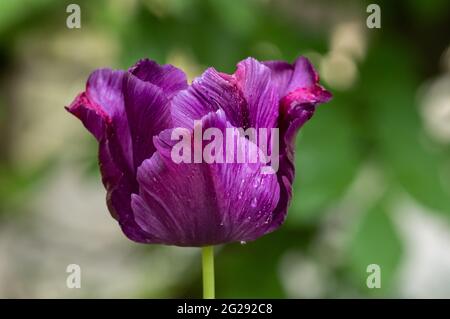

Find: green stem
[202,246,215,299]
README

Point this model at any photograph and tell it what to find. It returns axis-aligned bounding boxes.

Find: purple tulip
[67,57,331,247]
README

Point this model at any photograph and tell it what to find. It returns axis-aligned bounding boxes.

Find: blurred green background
[0,0,449,298]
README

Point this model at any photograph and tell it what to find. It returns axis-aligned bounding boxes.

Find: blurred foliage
[0,0,449,298]
[0,160,54,214]
[347,199,403,296]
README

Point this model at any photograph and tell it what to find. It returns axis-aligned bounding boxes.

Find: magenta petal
[67,56,332,246]
[265,58,332,232]
[131,110,280,246]
[233,57,279,129]
[129,59,188,98]
[68,68,172,174]
[171,67,246,128]
[66,92,109,141]
[264,56,318,97]
[122,74,172,169]
[171,58,278,131]
[66,69,128,142]
[67,67,174,242]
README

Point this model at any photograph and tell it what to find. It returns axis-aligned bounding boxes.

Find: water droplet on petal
[238,191,243,199]
[252,177,261,188]
[251,197,258,207]
[152,177,157,182]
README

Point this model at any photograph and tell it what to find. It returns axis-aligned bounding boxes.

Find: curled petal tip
[280,84,332,116]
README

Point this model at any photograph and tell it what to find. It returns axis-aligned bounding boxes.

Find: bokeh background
[0,0,449,298]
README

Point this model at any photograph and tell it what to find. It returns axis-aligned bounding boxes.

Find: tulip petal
[68,69,172,174]
[263,56,318,97]
[66,92,109,141]
[67,68,174,242]
[234,57,279,130]
[171,67,246,128]
[131,110,280,246]
[264,58,332,231]
[171,58,278,131]
[129,59,188,98]
[122,74,172,169]
[269,90,331,231]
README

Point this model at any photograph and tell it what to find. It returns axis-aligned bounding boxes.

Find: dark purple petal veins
[171,58,278,131]
[263,58,332,232]
[129,59,188,98]
[264,56,318,97]
[66,57,331,246]
[67,69,172,177]
[67,92,110,141]
[131,110,280,246]
[67,62,187,242]
[230,58,279,130]
[171,67,246,128]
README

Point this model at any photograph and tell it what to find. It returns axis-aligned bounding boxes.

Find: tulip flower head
[67,57,331,247]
